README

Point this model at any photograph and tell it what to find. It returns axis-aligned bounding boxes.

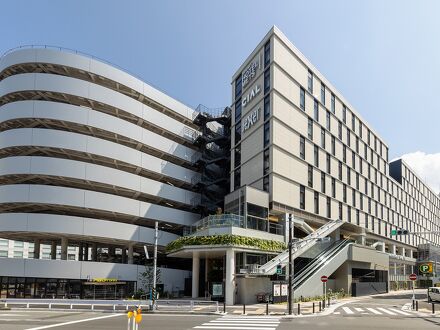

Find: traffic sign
[391,229,409,236]
[276,265,282,275]
[419,262,433,274]
[321,275,328,283]
[409,273,417,281]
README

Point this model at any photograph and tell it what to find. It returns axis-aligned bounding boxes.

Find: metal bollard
[266,302,269,315]
[416,300,419,311]
[297,303,300,315]
[432,303,435,314]
[319,301,322,312]
[322,299,325,310]
[412,299,415,310]
[328,297,330,307]
[243,303,246,315]
[223,301,226,314]
[313,302,315,314]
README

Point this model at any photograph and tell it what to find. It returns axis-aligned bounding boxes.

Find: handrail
[0,44,197,112]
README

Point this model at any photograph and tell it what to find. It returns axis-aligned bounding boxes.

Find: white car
[428,287,440,302]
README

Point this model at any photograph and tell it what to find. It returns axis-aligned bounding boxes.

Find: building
[1,27,439,302]
[0,46,203,298]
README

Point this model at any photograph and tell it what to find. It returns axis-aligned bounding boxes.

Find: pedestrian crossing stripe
[194,316,281,330]
[338,306,413,316]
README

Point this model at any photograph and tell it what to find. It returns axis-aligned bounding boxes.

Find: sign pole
[152,221,158,310]
[288,213,293,315]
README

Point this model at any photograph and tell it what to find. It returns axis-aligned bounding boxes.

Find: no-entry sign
[321,275,328,283]
[409,273,417,281]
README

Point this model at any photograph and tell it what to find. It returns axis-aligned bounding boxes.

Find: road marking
[333,312,340,314]
[376,307,396,315]
[354,307,364,312]
[211,321,280,324]
[195,327,276,330]
[389,308,411,316]
[25,313,123,330]
[366,308,382,315]
[342,307,354,314]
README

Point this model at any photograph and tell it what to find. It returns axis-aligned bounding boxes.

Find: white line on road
[25,313,123,330]
[211,321,280,324]
[354,308,365,312]
[389,308,411,316]
[195,327,276,330]
[204,324,278,327]
[366,308,382,315]
[342,307,354,314]
[376,308,396,315]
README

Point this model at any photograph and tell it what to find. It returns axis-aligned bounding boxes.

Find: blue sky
[2,0,439,190]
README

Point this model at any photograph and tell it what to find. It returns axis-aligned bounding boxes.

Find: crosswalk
[194,316,281,330]
[335,306,412,317]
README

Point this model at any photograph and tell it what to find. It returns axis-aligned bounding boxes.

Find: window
[321,83,326,105]
[332,178,336,198]
[321,128,326,148]
[263,176,269,192]
[264,41,270,67]
[0,251,7,258]
[367,129,371,145]
[342,105,347,123]
[352,114,356,131]
[300,185,305,210]
[338,121,342,140]
[359,121,363,138]
[347,167,351,185]
[356,173,360,190]
[343,184,347,203]
[356,209,360,225]
[347,129,351,147]
[365,179,368,195]
[326,197,331,218]
[308,70,313,93]
[314,99,319,121]
[321,171,326,193]
[0,239,8,247]
[360,193,364,210]
[234,145,241,168]
[300,136,305,160]
[264,68,270,94]
[314,145,319,167]
[263,149,269,175]
[235,98,242,123]
[364,143,367,160]
[339,202,343,220]
[326,153,331,174]
[14,241,23,248]
[356,137,359,153]
[235,75,242,99]
[308,165,313,188]
[331,94,335,113]
[353,190,356,207]
[14,251,23,258]
[314,191,319,214]
[326,111,331,130]
[352,152,356,170]
[338,161,343,180]
[264,95,270,120]
[264,122,270,147]
[234,168,241,190]
[331,136,335,155]
[343,145,347,163]
[308,117,313,139]
[347,205,352,222]
[300,87,305,110]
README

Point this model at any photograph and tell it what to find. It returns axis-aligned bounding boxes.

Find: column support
[192,253,200,298]
[128,244,134,264]
[51,241,57,260]
[61,237,68,260]
[225,248,235,305]
[91,243,97,262]
[34,239,40,259]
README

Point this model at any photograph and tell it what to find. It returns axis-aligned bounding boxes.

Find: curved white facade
[0,47,201,296]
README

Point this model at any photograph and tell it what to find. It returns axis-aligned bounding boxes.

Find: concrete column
[61,237,68,260]
[192,253,200,298]
[121,247,127,264]
[205,258,209,298]
[34,239,40,259]
[390,244,396,255]
[401,247,406,257]
[84,244,89,261]
[108,246,115,263]
[128,244,134,264]
[51,241,57,260]
[409,249,413,259]
[78,243,83,262]
[91,243,97,262]
[225,249,235,305]
[356,234,366,245]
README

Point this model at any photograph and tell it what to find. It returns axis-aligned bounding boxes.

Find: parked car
[428,287,440,302]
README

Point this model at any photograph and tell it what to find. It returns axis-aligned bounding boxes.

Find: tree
[138,263,161,297]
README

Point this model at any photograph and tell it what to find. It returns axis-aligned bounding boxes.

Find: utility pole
[152,221,158,309]
[288,213,293,315]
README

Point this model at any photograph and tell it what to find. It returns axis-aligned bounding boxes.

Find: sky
[1,0,439,192]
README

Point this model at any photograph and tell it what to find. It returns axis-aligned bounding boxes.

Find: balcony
[184,214,284,242]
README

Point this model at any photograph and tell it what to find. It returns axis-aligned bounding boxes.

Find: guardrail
[0,298,219,313]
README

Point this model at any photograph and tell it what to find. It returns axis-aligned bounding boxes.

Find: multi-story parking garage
[0,46,205,298]
[0,27,439,303]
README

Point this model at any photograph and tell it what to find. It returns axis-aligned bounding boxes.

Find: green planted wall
[166,234,286,253]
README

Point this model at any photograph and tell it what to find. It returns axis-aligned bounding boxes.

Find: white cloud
[400,151,440,194]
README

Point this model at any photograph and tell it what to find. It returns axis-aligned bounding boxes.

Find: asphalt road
[1,290,439,330]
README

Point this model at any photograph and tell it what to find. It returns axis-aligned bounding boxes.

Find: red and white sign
[409,273,417,281]
[321,275,328,283]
